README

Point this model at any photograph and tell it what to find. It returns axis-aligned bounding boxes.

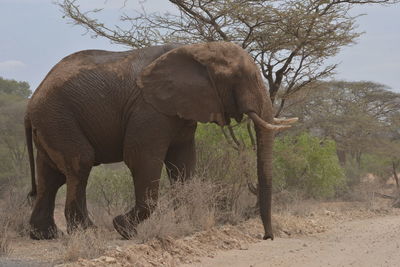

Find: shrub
[273,133,346,199]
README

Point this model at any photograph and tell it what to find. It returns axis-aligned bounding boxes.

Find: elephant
[24,41,296,240]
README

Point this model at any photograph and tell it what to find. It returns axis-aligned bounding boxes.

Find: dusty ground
[1,200,399,267]
[187,215,400,267]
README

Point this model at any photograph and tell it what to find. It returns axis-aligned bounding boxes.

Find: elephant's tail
[25,115,37,203]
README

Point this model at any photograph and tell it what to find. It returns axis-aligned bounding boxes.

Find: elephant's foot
[30,224,63,240]
[113,215,137,239]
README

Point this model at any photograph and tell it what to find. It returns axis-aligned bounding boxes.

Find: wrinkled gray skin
[25,42,275,240]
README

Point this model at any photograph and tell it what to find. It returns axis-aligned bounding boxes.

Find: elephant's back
[29,44,182,106]
[27,44,182,164]
[30,50,133,101]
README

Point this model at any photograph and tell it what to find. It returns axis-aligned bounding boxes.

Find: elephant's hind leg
[30,151,66,240]
[64,150,95,234]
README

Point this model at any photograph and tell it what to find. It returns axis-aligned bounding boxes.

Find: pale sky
[0,0,399,92]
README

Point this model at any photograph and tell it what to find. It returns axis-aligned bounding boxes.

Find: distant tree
[0,77,31,98]
[0,78,30,186]
[59,0,398,114]
[285,81,400,185]
[289,81,400,163]
[382,112,400,188]
[0,95,28,176]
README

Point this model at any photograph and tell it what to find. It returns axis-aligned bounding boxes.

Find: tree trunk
[336,149,346,166]
[356,151,362,169]
[392,161,399,189]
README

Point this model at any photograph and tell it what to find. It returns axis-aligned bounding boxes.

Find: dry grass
[273,190,316,216]
[62,228,110,262]
[133,144,260,243]
[0,184,34,257]
[135,169,260,243]
[196,143,259,225]
[0,185,31,237]
[341,175,399,212]
[136,178,216,242]
[2,177,398,266]
[82,142,259,243]
[215,186,257,225]
[88,205,116,231]
[0,221,12,256]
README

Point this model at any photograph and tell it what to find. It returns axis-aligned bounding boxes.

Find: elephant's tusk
[247,112,291,131]
[273,117,299,125]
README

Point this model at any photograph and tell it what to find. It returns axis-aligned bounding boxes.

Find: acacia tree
[384,112,400,189]
[288,81,400,182]
[60,0,398,115]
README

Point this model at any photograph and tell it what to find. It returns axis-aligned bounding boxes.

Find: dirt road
[188,215,400,267]
[1,213,399,267]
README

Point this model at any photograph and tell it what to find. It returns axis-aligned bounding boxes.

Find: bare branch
[58,0,399,110]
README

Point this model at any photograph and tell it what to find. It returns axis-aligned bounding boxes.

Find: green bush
[195,123,254,182]
[196,122,254,149]
[273,133,346,199]
[196,124,346,199]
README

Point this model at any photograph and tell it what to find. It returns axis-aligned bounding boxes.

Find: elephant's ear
[137,46,226,125]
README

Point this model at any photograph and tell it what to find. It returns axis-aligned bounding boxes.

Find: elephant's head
[137,41,296,240]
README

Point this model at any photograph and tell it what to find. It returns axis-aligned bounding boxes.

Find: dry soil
[187,215,400,267]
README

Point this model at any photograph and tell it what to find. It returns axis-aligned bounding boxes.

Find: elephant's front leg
[115,112,185,239]
[113,153,165,239]
[164,136,196,183]
[164,121,197,183]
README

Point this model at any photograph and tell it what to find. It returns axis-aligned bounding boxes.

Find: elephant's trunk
[254,121,275,240]
[236,78,297,240]
[247,111,297,240]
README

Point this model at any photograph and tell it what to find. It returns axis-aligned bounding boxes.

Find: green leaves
[0,77,31,98]
[273,133,345,199]
[196,123,346,199]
